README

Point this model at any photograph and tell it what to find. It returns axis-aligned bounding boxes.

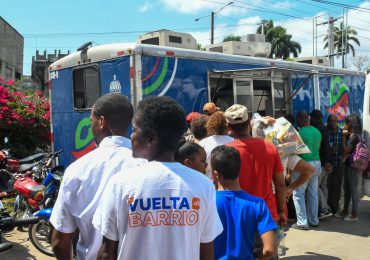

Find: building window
[169,35,182,44]
[73,66,100,109]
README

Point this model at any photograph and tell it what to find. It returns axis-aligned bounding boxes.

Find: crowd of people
[49,93,364,260]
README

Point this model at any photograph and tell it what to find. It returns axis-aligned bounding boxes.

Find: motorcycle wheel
[28,220,54,257]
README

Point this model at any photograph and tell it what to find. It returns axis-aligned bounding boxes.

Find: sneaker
[344,215,359,221]
[310,224,319,228]
[319,211,333,219]
[291,223,309,230]
[334,212,346,218]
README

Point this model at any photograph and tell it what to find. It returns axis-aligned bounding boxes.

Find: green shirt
[299,126,322,161]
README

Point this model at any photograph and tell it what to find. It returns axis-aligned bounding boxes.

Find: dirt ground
[1,197,370,259]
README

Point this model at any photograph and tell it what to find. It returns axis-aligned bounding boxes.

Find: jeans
[327,164,344,213]
[318,167,331,213]
[292,160,321,227]
[343,165,362,213]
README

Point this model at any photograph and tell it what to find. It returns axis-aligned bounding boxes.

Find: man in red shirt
[225,104,287,226]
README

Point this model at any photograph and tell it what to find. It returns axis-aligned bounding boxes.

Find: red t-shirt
[227,138,284,220]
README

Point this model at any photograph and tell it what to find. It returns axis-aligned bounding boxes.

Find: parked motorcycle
[29,208,79,257]
[12,150,64,218]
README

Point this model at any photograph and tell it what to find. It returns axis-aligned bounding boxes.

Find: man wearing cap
[310,109,333,219]
[225,104,287,227]
[203,102,220,116]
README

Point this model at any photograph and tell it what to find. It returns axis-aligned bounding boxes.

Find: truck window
[73,66,100,109]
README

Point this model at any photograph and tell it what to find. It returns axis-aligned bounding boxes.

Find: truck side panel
[51,56,131,166]
[140,55,265,113]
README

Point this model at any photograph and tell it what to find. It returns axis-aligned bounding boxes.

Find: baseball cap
[186,112,200,124]
[203,102,219,115]
[224,104,249,124]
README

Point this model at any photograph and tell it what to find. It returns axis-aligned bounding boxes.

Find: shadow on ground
[286,197,370,237]
[0,230,36,260]
[282,251,342,259]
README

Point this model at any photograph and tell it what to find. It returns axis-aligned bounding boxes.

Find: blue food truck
[49,42,366,166]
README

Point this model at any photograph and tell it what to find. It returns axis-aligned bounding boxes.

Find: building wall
[0,17,24,80]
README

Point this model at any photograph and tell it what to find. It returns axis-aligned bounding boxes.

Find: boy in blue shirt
[211,145,277,259]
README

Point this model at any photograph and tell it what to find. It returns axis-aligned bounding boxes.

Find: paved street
[282,196,370,260]
[1,196,370,259]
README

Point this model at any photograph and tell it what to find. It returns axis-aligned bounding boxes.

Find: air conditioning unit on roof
[138,30,197,50]
[206,34,271,57]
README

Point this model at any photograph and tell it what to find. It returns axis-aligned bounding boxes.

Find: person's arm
[259,230,277,260]
[97,237,118,260]
[51,230,74,260]
[273,171,287,226]
[200,242,214,260]
[286,159,314,197]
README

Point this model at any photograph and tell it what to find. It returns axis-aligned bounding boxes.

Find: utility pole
[328,16,335,67]
[345,8,348,68]
[318,16,340,67]
[313,18,315,56]
[211,12,215,44]
[342,9,345,68]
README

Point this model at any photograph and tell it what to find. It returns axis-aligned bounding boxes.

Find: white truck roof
[49,43,364,77]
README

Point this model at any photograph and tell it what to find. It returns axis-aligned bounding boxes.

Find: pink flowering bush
[0,77,50,157]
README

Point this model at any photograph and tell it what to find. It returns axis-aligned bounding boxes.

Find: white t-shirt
[50,136,143,260]
[199,135,234,177]
[93,161,223,260]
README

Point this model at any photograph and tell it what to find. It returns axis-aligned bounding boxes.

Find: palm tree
[223,35,241,42]
[324,22,360,57]
[256,21,301,59]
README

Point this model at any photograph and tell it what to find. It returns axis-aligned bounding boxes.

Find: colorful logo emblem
[71,117,95,159]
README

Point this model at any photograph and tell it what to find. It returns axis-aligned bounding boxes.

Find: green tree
[197,43,205,51]
[256,20,301,59]
[324,22,360,57]
[223,35,241,42]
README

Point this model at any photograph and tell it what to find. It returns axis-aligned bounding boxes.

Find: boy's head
[211,146,241,181]
[131,96,187,161]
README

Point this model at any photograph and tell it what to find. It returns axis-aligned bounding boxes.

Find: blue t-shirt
[214,190,277,260]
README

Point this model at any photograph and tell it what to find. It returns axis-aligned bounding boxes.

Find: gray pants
[318,167,331,213]
[343,165,362,213]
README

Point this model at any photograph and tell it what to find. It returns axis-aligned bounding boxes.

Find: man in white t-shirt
[50,93,137,260]
[93,96,223,260]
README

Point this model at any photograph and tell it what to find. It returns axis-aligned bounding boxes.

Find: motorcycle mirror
[4,137,8,144]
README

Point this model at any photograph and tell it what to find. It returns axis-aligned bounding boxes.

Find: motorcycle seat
[17,161,40,172]
[29,185,44,201]
[18,153,45,164]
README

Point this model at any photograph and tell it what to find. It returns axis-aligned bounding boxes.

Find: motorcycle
[12,150,64,220]
[29,208,79,257]
[0,208,39,253]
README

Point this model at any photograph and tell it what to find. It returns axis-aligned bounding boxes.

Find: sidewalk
[282,196,370,260]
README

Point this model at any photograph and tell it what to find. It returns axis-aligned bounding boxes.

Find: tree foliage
[223,35,241,42]
[0,78,50,157]
[324,22,360,57]
[256,20,301,59]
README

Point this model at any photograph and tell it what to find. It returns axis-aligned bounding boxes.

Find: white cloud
[159,0,247,15]
[139,3,152,12]
[271,1,295,10]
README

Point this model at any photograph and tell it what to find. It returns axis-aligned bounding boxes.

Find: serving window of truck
[73,65,100,110]
[208,68,291,118]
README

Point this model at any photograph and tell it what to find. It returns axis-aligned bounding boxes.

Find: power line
[307,0,370,13]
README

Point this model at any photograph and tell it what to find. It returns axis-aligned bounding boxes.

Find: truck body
[49,43,366,167]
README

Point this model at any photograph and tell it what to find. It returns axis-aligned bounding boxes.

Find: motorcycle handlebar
[12,216,39,226]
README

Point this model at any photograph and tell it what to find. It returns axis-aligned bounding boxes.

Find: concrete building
[0,16,24,80]
[31,50,70,95]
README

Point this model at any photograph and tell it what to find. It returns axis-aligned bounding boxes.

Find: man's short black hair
[211,145,241,180]
[93,93,133,131]
[174,139,204,163]
[137,96,187,151]
[310,109,323,120]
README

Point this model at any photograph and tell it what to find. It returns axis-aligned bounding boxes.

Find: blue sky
[2,0,370,74]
